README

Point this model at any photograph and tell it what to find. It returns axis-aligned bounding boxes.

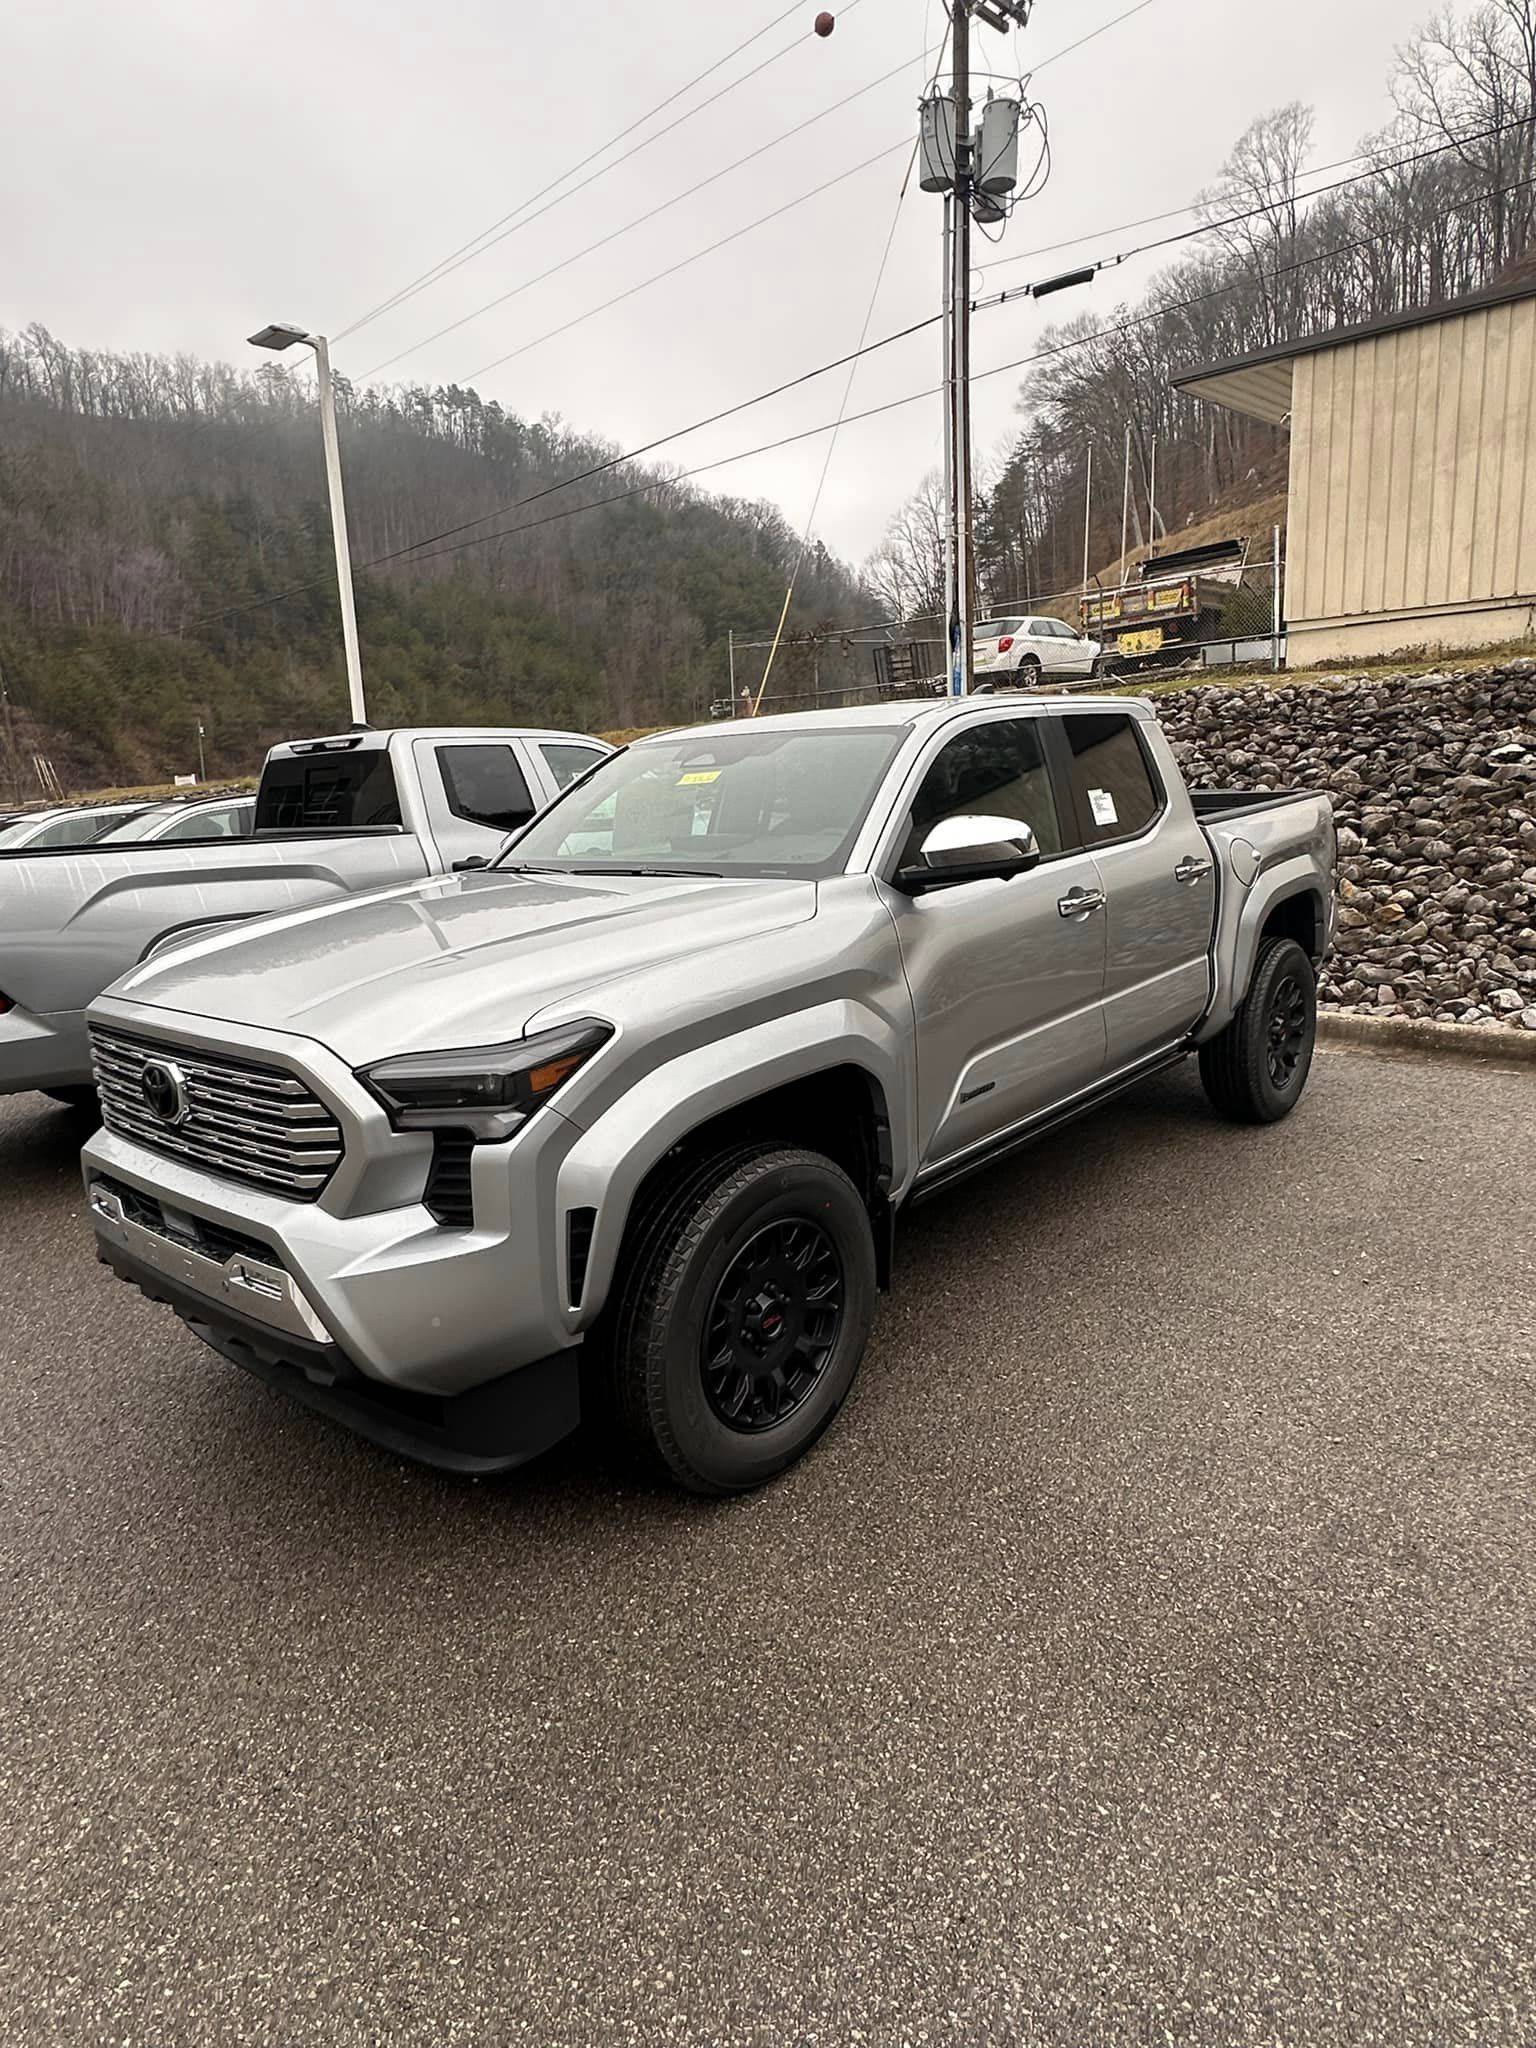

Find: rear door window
[256,751,403,832]
[438,744,537,833]
[1059,713,1162,842]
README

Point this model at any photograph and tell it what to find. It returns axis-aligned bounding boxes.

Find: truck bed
[1190,788,1325,825]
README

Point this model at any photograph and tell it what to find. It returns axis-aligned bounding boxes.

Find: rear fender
[553,1001,909,1328]
[1200,854,1325,1041]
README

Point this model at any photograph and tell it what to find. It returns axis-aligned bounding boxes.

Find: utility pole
[1080,441,1094,601]
[941,192,957,694]
[196,720,207,783]
[1119,424,1132,577]
[919,0,1032,695]
[949,0,975,698]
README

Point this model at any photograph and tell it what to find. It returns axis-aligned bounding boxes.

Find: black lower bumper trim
[99,1241,581,1476]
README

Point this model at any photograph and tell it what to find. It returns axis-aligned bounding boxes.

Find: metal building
[1174,278,1536,665]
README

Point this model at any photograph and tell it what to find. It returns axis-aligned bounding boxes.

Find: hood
[108,868,817,1067]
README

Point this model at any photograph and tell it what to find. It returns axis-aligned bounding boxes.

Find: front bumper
[81,999,591,1413]
[95,1219,578,1474]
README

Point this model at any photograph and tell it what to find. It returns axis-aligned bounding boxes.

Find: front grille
[90,1026,344,1200]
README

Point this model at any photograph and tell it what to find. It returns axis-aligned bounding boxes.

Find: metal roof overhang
[1172,358,1296,426]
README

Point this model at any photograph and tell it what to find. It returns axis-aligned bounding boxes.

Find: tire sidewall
[652,1159,876,1492]
[1248,938,1317,1117]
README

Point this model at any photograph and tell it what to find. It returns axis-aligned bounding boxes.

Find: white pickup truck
[0,724,610,1106]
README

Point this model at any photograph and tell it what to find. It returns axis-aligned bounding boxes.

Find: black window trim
[1052,709,1168,851]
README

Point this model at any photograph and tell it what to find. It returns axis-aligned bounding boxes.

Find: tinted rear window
[255,751,402,832]
[1061,713,1162,840]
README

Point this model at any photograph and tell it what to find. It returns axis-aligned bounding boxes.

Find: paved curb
[1318,1009,1536,1064]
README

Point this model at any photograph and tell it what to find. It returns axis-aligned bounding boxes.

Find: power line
[374,112,1536,571]
[333,0,816,344]
[362,0,1160,381]
[979,111,1536,283]
[185,139,1535,630]
[365,172,1536,573]
[751,158,915,711]
[458,139,913,385]
[361,39,941,381]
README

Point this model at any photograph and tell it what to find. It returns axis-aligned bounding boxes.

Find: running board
[907,1043,1193,1205]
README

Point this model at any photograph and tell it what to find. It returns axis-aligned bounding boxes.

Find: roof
[1172,274,1536,425]
[644,694,1145,746]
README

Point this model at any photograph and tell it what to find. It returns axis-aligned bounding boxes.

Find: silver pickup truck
[1,724,609,1105]
[83,695,1335,1496]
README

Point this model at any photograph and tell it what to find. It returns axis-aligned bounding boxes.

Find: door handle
[1058,887,1106,918]
[1173,856,1212,884]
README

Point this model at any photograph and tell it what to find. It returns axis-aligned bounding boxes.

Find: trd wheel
[603,1145,877,1495]
[1199,935,1317,1124]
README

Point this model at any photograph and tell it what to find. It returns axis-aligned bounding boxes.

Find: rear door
[1054,710,1214,1067]
[879,711,1108,1171]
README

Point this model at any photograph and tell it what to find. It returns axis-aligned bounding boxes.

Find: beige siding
[1288,296,1536,632]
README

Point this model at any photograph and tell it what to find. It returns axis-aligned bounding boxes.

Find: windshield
[500,726,907,879]
[93,805,180,843]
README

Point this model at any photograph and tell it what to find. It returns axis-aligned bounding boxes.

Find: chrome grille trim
[89,1026,344,1199]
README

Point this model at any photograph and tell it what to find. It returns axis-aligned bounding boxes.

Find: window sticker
[677,769,721,785]
[1088,787,1118,827]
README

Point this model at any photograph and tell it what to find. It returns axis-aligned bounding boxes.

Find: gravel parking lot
[2,1048,1532,2047]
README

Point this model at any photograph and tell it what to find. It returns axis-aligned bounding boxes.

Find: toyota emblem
[140,1059,189,1127]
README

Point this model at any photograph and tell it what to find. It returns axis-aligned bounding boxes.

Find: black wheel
[1199,936,1317,1124]
[1015,654,1042,685]
[43,1085,99,1115]
[1089,654,1106,680]
[602,1145,877,1495]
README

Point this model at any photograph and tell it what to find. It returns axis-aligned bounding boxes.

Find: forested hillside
[868,0,1536,619]
[0,336,865,787]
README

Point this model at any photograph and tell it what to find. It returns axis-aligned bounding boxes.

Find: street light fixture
[248,322,367,725]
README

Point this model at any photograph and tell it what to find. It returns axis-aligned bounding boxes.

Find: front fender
[554,1000,910,1328]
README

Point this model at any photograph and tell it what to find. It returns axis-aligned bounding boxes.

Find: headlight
[360,1020,612,1140]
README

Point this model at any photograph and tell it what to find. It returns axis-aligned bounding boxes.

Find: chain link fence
[720,551,1286,716]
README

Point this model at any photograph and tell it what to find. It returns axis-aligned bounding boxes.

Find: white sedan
[973,614,1103,685]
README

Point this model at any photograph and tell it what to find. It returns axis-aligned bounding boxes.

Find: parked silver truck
[1,725,610,1105]
[83,695,1336,1495]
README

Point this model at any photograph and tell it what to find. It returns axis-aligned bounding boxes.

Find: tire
[43,1085,99,1115]
[602,1144,877,1496]
[1199,936,1317,1124]
[1089,654,1106,680]
[1015,654,1042,685]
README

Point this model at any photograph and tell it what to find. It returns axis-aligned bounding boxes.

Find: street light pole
[248,323,367,726]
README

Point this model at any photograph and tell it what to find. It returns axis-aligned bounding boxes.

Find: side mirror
[894,814,1042,894]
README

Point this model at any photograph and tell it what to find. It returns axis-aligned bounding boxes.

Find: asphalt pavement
[2,1048,1532,2047]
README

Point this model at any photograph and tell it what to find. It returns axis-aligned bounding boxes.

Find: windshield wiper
[600,865,724,878]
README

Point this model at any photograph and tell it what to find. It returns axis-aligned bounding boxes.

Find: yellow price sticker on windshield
[678,770,721,784]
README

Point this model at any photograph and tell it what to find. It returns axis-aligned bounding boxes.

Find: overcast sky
[7,0,1434,567]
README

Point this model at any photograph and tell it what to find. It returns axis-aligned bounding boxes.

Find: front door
[413,739,543,870]
[1056,710,1215,1067]
[882,714,1108,1171]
